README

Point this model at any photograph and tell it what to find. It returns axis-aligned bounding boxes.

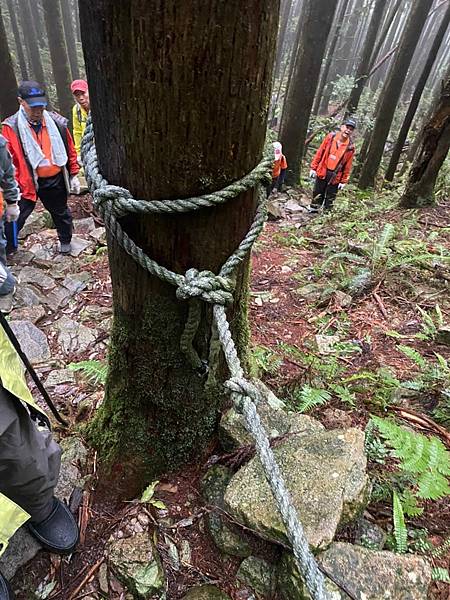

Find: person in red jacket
[309,118,356,211]
[2,81,80,254]
[267,142,288,197]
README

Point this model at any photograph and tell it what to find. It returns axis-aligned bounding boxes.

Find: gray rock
[7,250,35,267]
[9,320,50,364]
[43,285,72,310]
[182,585,231,600]
[296,283,334,304]
[10,305,46,324]
[19,266,56,291]
[19,211,52,238]
[355,518,386,550]
[14,285,43,308]
[277,551,347,600]
[28,241,55,263]
[73,217,96,235]
[89,227,107,245]
[224,429,369,551]
[45,369,77,387]
[52,315,97,354]
[80,305,113,322]
[267,199,285,220]
[0,529,41,580]
[107,532,165,599]
[285,199,306,213]
[319,542,432,599]
[201,465,251,558]
[315,334,340,355]
[333,290,353,308]
[62,271,92,294]
[236,556,276,597]
[436,325,450,346]
[70,235,95,257]
[220,403,323,452]
[55,437,88,502]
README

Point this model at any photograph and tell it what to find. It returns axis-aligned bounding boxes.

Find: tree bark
[312,0,351,116]
[280,0,339,184]
[79,0,278,490]
[369,0,402,72]
[346,0,388,116]
[385,0,450,181]
[20,0,46,84]
[42,0,73,119]
[399,75,450,207]
[60,0,79,79]
[28,0,45,47]
[358,0,434,189]
[0,4,18,118]
[5,0,28,79]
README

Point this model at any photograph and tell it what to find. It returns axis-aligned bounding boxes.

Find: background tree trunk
[385,0,450,180]
[79,0,278,490]
[358,0,434,189]
[5,0,28,79]
[42,0,73,118]
[280,0,339,184]
[0,4,18,118]
[20,0,46,84]
[28,0,45,48]
[346,0,388,116]
[60,0,79,79]
[399,75,450,207]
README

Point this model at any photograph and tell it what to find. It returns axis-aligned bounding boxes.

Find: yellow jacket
[72,104,88,156]
[0,327,47,557]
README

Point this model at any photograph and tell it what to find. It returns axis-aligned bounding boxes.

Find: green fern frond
[431,537,450,558]
[432,567,450,583]
[68,360,108,385]
[398,489,423,517]
[397,345,427,369]
[372,224,395,264]
[321,252,365,270]
[294,385,331,413]
[372,417,450,500]
[393,491,407,553]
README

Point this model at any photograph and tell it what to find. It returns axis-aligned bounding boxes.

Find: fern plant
[393,491,407,553]
[293,385,331,413]
[68,360,108,385]
[371,416,450,500]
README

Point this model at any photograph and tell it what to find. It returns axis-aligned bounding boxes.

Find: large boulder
[201,465,251,558]
[277,543,432,599]
[107,531,165,599]
[224,428,369,551]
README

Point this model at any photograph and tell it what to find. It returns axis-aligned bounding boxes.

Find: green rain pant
[0,385,61,523]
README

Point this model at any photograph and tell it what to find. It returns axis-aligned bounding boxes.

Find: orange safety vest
[326,133,349,171]
[30,119,62,179]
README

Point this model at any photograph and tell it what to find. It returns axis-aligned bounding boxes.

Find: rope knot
[225,376,262,409]
[93,185,134,218]
[176,268,234,305]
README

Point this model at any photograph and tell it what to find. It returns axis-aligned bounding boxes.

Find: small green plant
[393,490,407,553]
[140,480,166,509]
[68,360,108,385]
[250,345,283,377]
[372,416,450,501]
[432,567,450,583]
[292,385,331,413]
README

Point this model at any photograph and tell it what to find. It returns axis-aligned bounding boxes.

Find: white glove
[309,169,316,179]
[70,175,81,195]
[338,183,346,190]
[5,202,20,222]
[77,155,83,168]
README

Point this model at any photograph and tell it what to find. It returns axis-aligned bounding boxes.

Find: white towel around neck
[17,106,68,172]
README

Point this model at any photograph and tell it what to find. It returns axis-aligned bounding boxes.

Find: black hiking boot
[28,498,79,555]
[0,572,14,600]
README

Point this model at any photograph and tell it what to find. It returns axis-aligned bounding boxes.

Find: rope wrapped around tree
[81,116,331,600]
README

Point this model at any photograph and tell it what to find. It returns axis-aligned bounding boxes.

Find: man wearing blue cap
[2,82,80,254]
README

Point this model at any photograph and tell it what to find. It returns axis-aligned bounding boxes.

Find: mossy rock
[236,556,276,597]
[277,551,346,599]
[182,585,231,599]
[224,428,370,551]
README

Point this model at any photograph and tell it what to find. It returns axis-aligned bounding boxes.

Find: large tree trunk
[346,0,388,116]
[20,0,46,84]
[60,0,79,80]
[42,0,73,119]
[399,75,450,207]
[358,0,434,189]
[280,0,339,184]
[0,4,18,119]
[312,0,351,116]
[5,0,29,79]
[28,0,45,48]
[79,0,278,490]
[385,0,450,181]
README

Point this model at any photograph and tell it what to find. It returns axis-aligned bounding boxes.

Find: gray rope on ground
[81,117,330,600]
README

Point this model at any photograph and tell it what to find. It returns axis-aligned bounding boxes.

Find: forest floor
[8,184,450,600]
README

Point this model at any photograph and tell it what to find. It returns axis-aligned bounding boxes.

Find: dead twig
[390,406,450,447]
[372,292,388,320]
[67,558,104,600]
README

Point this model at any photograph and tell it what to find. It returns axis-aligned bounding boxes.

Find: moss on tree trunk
[79,0,278,491]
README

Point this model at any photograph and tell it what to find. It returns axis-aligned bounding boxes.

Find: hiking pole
[0,310,68,426]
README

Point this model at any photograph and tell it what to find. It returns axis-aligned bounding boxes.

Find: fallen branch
[67,558,104,600]
[372,292,388,319]
[390,406,450,447]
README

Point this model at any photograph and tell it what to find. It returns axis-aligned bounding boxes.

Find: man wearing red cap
[70,80,90,161]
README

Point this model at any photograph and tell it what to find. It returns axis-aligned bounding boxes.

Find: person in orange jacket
[267,142,288,197]
[2,81,80,255]
[309,118,356,211]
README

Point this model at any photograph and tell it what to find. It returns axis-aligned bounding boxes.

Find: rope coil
[81,116,330,600]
